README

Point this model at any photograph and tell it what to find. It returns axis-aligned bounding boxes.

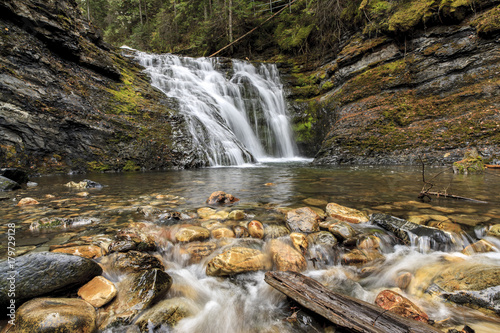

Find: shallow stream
[1,162,500,332]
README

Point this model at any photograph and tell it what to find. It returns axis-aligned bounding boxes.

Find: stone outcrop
[0,0,201,173]
[286,1,500,164]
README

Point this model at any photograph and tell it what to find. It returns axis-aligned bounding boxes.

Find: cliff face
[0,0,202,173]
[287,1,500,165]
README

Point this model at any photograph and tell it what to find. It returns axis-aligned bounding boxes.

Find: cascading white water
[135,52,298,166]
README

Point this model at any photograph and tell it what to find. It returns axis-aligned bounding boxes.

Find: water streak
[135,52,298,166]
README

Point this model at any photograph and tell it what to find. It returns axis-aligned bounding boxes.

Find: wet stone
[286,207,321,233]
[487,224,500,237]
[248,220,264,239]
[228,209,246,220]
[16,298,97,333]
[264,224,290,239]
[302,198,328,207]
[375,290,429,323]
[78,276,117,308]
[290,232,308,255]
[211,227,235,239]
[269,239,307,272]
[51,244,104,259]
[341,249,384,266]
[183,241,217,264]
[0,175,20,191]
[328,222,357,241]
[176,226,211,242]
[206,191,239,206]
[134,297,199,331]
[233,225,249,238]
[0,252,102,306]
[325,202,369,224]
[100,251,164,273]
[17,197,39,206]
[206,246,272,276]
[307,231,338,248]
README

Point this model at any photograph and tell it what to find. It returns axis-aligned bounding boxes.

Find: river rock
[176,226,211,242]
[325,202,369,224]
[307,231,338,248]
[264,224,290,239]
[78,276,117,308]
[17,197,39,206]
[427,220,463,234]
[108,227,156,253]
[432,262,500,292]
[0,168,29,184]
[16,298,97,333]
[228,209,246,220]
[65,179,103,189]
[51,245,104,259]
[206,247,272,276]
[0,175,20,191]
[286,207,321,233]
[341,249,384,266]
[134,297,199,331]
[206,191,239,206]
[197,207,217,219]
[290,232,308,254]
[211,227,235,239]
[233,225,249,238]
[487,224,500,237]
[248,220,264,239]
[99,268,172,329]
[269,239,307,272]
[0,252,102,307]
[328,222,357,241]
[183,241,217,264]
[371,213,454,251]
[375,290,429,323]
[100,251,164,273]
[462,239,495,255]
[357,235,382,250]
[302,198,328,207]
[395,272,413,290]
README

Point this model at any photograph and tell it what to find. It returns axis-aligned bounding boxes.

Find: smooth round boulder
[51,245,104,259]
[0,252,102,307]
[269,239,307,272]
[16,298,97,333]
[99,251,164,273]
[290,232,308,254]
[0,175,20,191]
[176,226,211,242]
[326,202,369,224]
[307,231,338,248]
[264,224,290,239]
[328,222,357,241]
[206,247,272,276]
[211,227,235,239]
[248,220,264,239]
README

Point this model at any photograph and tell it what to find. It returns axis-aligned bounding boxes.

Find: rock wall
[286,1,500,165]
[0,0,203,173]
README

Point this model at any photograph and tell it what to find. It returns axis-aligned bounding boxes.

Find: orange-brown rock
[325,203,369,224]
[290,232,308,255]
[269,239,307,272]
[183,241,217,264]
[206,191,239,206]
[78,276,117,308]
[51,245,104,259]
[17,197,39,206]
[375,290,429,323]
[395,272,413,290]
[248,220,264,239]
[211,227,235,239]
[175,226,211,242]
[233,225,249,238]
[206,247,272,276]
[462,239,494,255]
[286,207,321,233]
[341,249,384,266]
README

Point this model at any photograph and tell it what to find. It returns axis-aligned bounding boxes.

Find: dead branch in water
[417,156,487,203]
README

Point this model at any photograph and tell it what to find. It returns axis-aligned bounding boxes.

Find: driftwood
[265,271,441,333]
[424,191,488,203]
[485,164,500,169]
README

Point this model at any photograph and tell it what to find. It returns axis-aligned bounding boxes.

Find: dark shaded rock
[100,251,164,273]
[16,298,97,333]
[98,268,172,329]
[134,297,198,331]
[65,179,103,189]
[232,225,249,238]
[307,231,339,248]
[264,224,290,239]
[328,222,357,241]
[371,213,454,251]
[206,191,239,206]
[442,285,500,315]
[0,168,29,184]
[0,252,102,307]
[0,175,20,191]
[108,228,156,253]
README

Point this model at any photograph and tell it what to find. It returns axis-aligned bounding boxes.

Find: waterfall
[135,52,298,166]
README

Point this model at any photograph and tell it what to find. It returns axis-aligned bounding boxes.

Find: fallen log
[264,271,441,333]
[423,191,487,203]
[485,164,500,169]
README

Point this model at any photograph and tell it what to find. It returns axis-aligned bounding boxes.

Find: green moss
[389,0,439,33]
[472,5,500,35]
[87,161,111,172]
[453,150,485,174]
[123,160,140,172]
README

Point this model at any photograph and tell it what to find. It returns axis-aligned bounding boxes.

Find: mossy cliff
[283,0,500,164]
[0,0,202,173]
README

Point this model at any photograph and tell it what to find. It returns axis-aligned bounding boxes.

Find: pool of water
[1,162,500,332]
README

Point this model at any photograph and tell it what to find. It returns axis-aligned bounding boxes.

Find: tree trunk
[87,0,90,21]
[138,0,143,25]
[264,271,441,333]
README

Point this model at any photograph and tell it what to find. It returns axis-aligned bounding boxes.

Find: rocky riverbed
[1,165,499,332]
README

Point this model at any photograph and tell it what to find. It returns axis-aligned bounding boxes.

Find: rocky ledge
[0,0,203,174]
